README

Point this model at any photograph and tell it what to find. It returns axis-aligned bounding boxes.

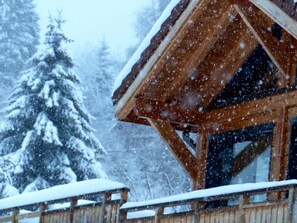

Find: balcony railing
[0,179,129,223]
[0,180,297,223]
[121,180,297,223]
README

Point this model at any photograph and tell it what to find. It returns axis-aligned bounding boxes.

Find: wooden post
[193,202,203,223]
[154,206,164,223]
[287,187,297,223]
[69,198,77,223]
[270,107,289,200]
[238,195,248,223]
[116,190,128,223]
[195,127,208,190]
[39,204,48,223]
[99,193,112,223]
[11,209,19,223]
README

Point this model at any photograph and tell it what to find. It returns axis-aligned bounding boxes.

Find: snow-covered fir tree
[0,0,39,101]
[77,38,116,124]
[95,39,112,95]
[91,39,114,119]
[0,16,106,194]
[0,158,18,198]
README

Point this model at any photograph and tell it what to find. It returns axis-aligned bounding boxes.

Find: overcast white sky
[35,0,150,56]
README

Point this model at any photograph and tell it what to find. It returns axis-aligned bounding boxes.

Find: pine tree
[0,0,39,100]
[0,16,106,193]
[0,158,18,199]
[95,39,112,96]
[78,39,115,121]
[93,39,114,120]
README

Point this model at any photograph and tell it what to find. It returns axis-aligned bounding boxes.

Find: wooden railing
[1,180,297,223]
[121,180,297,223]
[0,179,129,223]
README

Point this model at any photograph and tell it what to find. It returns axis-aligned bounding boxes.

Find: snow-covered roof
[112,0,297,105]
[112,0,190,103]
[113,0,182,93]
[121,180,297,210]
[0,179,128,211]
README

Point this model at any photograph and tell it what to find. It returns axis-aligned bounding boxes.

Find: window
[205,124,273,207]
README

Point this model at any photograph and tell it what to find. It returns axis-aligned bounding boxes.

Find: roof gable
[113,0,297,129]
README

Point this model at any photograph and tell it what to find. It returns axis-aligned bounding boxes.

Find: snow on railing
[2,180,297,223]
[121,180,297,223]
[0,179,129,223]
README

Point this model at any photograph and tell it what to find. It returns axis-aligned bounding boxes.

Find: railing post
[11,209,19,223]
[69,198,77,223]
[238,195,248,223]
[39,203,48,223]
[99,192,112,223]
[287,186,297,223]
[154,206,164,223]
[116,190,128,223]
[193,201,203,223]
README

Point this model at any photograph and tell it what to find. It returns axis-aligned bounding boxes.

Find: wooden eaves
[112,0,297,184]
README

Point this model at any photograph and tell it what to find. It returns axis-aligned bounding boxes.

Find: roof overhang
[112,0,297,131]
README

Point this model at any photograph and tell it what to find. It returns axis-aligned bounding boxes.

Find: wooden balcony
[0,180,297,223]
[0,179,129,223]
[122,180,297,223]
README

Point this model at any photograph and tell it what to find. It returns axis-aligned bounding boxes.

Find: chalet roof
[112,0,297,130]
[113,0,190,103]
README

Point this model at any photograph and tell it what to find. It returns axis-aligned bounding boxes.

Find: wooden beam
[249,0,297,40]
[205,110,279,135]
[114,0,213,120]
[270,107,290,183]
[235,1,297,88]
[148,118,198,181]
[161,4,237,101]
[195,127,208,190]
[134,98,203,125]
[135,90,297,131]
[203,90,297,128]
[279,32,297,87]
[234,2,289,78]
[232,137,271,178]
[179,16,258,108]
[123,111,199,133]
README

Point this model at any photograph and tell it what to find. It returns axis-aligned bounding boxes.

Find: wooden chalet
[112,0,297,222]
[1,0,297,223]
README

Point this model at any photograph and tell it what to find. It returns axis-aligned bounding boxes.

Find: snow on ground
[113,0,180,93]
[122,180,297,210]
[0,179,127,210]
